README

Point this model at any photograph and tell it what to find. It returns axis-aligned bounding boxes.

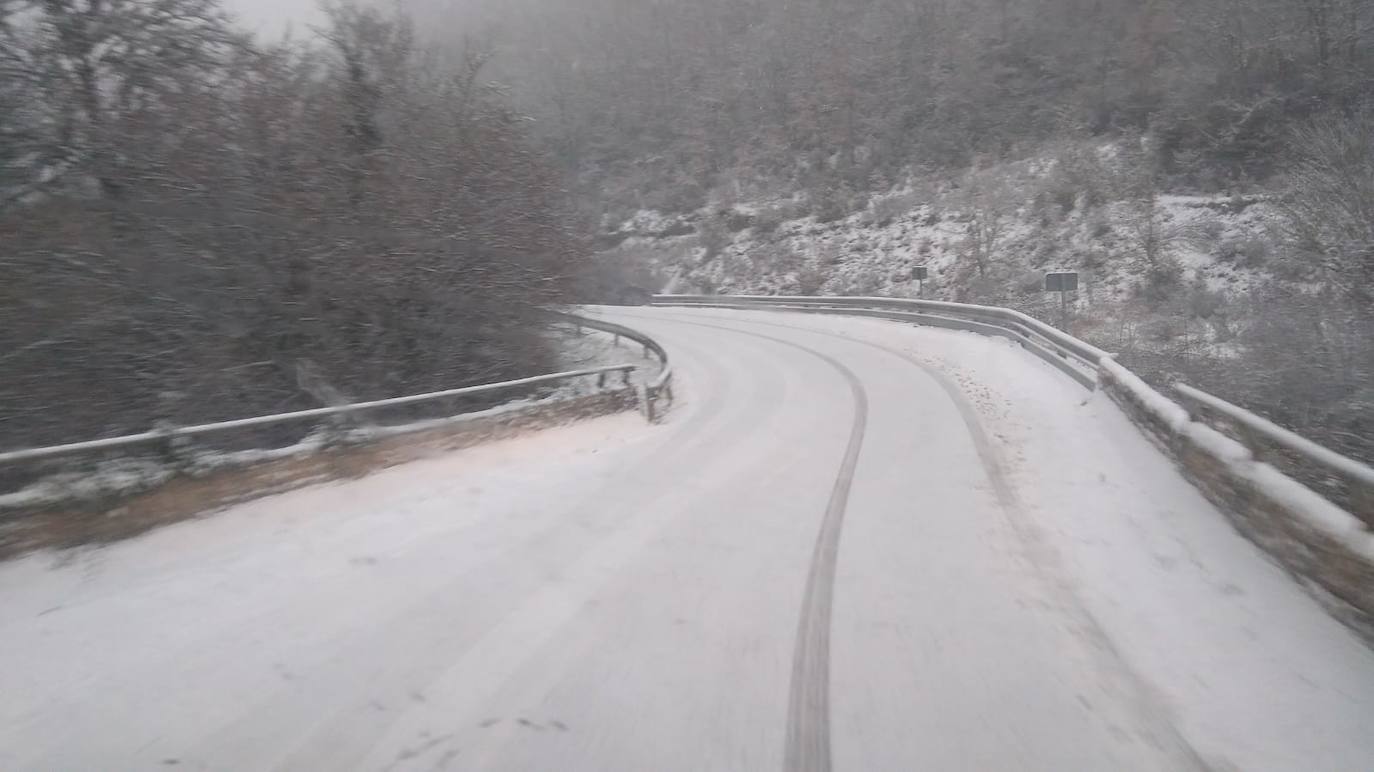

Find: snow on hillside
[602,154,1279,315]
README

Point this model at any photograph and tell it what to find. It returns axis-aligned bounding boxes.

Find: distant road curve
[2,307,1372,772]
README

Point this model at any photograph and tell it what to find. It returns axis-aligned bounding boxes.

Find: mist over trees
[405,0,1374,211]
[400,0,1373,462]
[3,0,1372,461]
[1,1,588,449]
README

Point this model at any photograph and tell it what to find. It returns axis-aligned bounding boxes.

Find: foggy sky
[223,0,324,38]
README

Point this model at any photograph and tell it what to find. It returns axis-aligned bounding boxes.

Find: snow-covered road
[3,308,1372,771]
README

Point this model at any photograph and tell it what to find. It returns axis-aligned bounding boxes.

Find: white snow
[549,323,659,384]
[1179,421,1253,464]
[734,309,1374,772]
[0,411,663,770]
[0,390,631,513]
[1100,357,1193,432]
[2,308,1371,771]
[1101,352,1374,558]
[1242,462,1374,557]
[607,145,1286,377]
[0,459,178,511]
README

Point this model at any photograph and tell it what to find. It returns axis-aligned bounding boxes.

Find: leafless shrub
[0,3,587,452]
[1213,236,1272,267]
[869,191,922,226]
[1276,111,1374,313]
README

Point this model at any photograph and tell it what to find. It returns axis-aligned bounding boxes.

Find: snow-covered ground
[548,323,660,385]
[1,308,1369,770]
[0,327,653,512]
[740,309,1374,772]
[604,150,1277,313]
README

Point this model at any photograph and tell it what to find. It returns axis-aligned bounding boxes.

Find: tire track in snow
[644,316,868,772]
[778,347,866,772]
[641,309,1015,505]
[649,308,1214,772]
[643,308,1020,507]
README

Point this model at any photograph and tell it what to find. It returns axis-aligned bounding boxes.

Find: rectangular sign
[912,265,928,281]
[1045,272,1079,292]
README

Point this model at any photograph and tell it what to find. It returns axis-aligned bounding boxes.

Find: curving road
[2,307,1373,771]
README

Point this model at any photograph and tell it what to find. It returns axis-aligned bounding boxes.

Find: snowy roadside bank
[0,391,638,561]
[0,318,670,561]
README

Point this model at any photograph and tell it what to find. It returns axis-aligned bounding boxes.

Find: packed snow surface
[2,308,1370,771]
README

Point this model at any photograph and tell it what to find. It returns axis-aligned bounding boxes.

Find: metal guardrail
[0,364,639,467]
[654,295,1100,389]
[1173,382,1374,525]
[2,310,677,470]
[658,294,1111,369]
[652,294,1374,522]
[547,310,675,419]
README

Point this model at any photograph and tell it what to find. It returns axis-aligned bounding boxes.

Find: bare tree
[1,1,589,452]
[1278,111,1374,315]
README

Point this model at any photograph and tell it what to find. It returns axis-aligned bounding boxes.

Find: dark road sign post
[1045,272,1079,331]
[912,265,928,298]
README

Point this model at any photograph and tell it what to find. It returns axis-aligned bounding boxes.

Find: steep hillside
[599,144,1373,467]
[605,146,1274,325]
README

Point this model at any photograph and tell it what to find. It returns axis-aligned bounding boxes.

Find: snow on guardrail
[546,310,675,419]
[1172,382,1374,529]
[0,364,640,468]
[0,313,675,558]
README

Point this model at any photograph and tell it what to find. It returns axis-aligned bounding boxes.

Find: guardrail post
[151,421,194,470]
[1237,421,1265,464]
[1355,488,1374,531]
[319,412,354,449]
[635,383,653,422]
